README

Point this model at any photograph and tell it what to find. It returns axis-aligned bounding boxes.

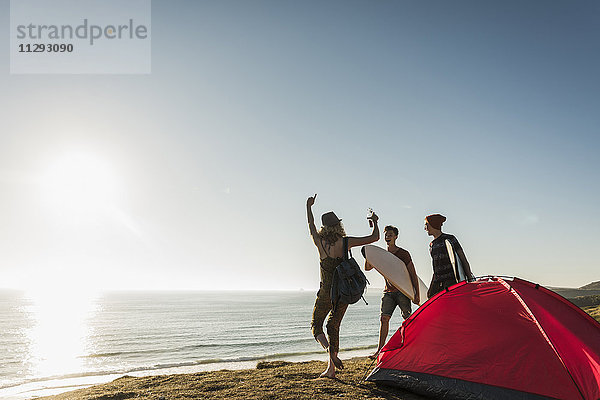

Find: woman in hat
[306,194,380,378]
[424,213,475,298]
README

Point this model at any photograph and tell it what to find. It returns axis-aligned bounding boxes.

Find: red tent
[367,277,600,400]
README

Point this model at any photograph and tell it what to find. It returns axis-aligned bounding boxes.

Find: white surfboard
[445,239,466,282]
[362,245,429,306]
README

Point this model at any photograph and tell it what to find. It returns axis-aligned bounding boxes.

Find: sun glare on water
[23,287,100,379]
[40,152,119,224]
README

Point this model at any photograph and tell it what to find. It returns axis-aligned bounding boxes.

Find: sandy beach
[38,358,426,400]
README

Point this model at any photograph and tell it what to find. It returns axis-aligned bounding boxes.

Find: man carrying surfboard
[424,214,475,298]
[366,225,420,359]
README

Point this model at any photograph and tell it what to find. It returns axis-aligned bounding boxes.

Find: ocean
[0,288,410,399]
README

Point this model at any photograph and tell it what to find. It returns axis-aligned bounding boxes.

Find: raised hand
[307,193,317,207]
[369,211,379,224]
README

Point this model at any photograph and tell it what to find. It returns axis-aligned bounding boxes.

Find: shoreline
[2,348,377,400]
[36,358,427,400]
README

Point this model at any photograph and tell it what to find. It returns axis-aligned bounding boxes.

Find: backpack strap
[343,237,352,260]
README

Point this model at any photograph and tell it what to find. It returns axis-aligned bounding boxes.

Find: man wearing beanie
[424,214,474,298]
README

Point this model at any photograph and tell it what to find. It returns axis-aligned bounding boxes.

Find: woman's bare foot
[327,349,343,370]
[318,356,336,378]
[319,362,336,378]
[319,369,336,378]
[331,354,344,370]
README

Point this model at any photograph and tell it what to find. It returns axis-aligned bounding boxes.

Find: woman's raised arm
[347,212,380,248]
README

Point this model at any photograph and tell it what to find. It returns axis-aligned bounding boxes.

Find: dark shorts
[428,277,458,298]
[381,291,412,319]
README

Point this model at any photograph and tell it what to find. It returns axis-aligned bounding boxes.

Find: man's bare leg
[370,315,390,358]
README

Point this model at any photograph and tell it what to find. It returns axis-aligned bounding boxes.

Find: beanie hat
[426,214,446,230]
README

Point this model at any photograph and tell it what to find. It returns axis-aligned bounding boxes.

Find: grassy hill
[569,295,600,308]
[547,282,600,323]
[584,305,600,323]
[570,295,600,323]
[549,285,600,300]
[580,281,600,290]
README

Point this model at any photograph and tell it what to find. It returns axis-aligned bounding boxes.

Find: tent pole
[357,356,377,385]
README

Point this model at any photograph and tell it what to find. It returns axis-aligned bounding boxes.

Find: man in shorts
[366,225,420,359]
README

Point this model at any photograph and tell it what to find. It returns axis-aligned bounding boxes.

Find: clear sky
[0,0,598,292]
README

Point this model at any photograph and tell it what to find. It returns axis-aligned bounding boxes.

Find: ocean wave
[86,334,376,358]
[83,337,317,359]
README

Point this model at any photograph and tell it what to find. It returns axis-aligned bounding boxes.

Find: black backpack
[331,237,369,310]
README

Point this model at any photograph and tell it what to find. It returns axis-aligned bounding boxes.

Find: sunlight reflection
[24,288,99,378]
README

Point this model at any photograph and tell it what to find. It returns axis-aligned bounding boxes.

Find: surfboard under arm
[363,245,429,305]
[445,239,466,282]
